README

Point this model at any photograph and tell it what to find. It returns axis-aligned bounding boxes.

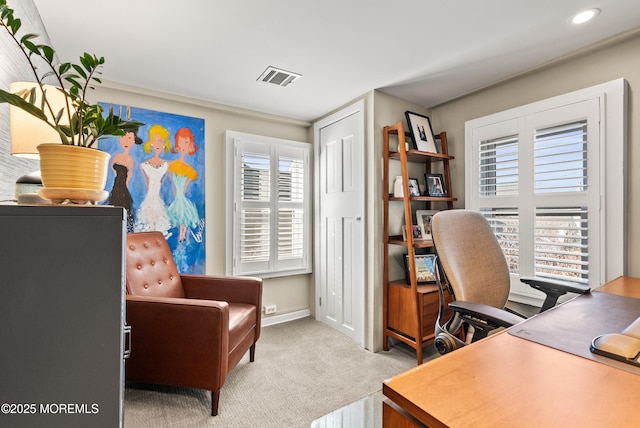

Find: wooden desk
[593,275,640,299]
[382,276,640,427]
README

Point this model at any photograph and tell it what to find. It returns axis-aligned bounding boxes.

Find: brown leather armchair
[124,231,262,416]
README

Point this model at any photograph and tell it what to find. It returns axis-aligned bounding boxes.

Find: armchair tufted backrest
[125,231,186,298]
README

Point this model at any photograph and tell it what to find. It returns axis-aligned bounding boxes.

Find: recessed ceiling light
[572,8,600,24]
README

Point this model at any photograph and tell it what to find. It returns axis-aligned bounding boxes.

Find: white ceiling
[32,0,640,122]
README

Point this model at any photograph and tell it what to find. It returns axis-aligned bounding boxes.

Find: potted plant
[0,0,143,202]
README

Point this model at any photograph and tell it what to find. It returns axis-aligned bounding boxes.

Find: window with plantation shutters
[466,80,626,303]
[226,131,311,277]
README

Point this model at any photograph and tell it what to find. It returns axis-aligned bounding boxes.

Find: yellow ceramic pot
[37,143,110,190]
[37,143,111,203]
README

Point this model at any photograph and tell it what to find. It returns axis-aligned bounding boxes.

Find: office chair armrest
[449,301,525,328]
[520,276,591,311]
[520,276,591,295]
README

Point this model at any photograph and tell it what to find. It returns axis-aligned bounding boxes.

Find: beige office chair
[431,210,590,354]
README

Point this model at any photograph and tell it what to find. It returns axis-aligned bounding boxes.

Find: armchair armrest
[449,301,525,331]
[181,275,262,307]
[126,293,230,313]
[125,294,230,390]
[180,275,263,341]
[520,276,591,312]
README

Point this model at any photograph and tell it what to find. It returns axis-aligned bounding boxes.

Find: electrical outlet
[263,305,277,315]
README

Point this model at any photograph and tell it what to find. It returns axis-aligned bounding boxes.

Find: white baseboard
[261,309,311,327]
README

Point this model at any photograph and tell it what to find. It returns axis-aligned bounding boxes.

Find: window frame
[225,130,312,278]
[465,79,627,304]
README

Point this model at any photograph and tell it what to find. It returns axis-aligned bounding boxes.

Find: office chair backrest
[431,210,510,309]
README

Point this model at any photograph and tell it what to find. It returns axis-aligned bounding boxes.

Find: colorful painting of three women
[100,104,205,274]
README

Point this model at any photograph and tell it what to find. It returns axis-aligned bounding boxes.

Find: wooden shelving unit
[382,121,456,364]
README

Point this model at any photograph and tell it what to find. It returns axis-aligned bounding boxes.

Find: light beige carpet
[124,317,432,427]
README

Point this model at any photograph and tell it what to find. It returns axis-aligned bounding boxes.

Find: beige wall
[91,82,313,319]
[428,31,640,278]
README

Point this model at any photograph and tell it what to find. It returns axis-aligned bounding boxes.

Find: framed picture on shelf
[425,173,447,197]
[403,254,437,284]
[408,178,421,196]
[416,210,439,239]
[405,111,437,153]
[402,224,427,241]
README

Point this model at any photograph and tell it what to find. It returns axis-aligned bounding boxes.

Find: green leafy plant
[0,0,142,147]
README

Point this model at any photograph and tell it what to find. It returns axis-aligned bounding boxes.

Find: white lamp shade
[10,82,70,159]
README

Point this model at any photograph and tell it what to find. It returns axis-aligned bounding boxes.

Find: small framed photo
[405,111,437,153]
[416,210,439,238]
[408,178,421,196]
[404,254,437,284]
[402,223,427,241]
[424,173,447,197]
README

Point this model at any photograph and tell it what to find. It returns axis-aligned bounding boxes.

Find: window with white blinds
[226,131,311,277]
[466,79,627,300]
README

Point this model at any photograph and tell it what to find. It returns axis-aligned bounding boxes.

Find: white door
[314,101,365,346]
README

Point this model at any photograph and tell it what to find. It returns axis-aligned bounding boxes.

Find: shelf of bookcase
[389,195,458,203]
[388,236,435,248]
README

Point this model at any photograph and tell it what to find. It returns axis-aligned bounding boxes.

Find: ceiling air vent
[257,66,301,87]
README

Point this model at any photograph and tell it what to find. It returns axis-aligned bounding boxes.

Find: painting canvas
[99,104,206,274]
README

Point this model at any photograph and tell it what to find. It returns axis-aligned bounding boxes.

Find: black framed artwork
[425,173,447,197]
[405,111,437,153]
[404,254,437,284]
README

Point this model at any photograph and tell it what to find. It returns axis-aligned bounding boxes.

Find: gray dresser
[0,204,127,428]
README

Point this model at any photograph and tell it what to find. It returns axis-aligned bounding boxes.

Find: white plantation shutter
[278,156,304,260]
[481,208,520,274]
[226,131,311,277]
[534,207,589,283]
[241,152,270,265]
[479,134,519,197]
[534,121,588,194]
[531,120,590,284]
[467,80,628,298]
